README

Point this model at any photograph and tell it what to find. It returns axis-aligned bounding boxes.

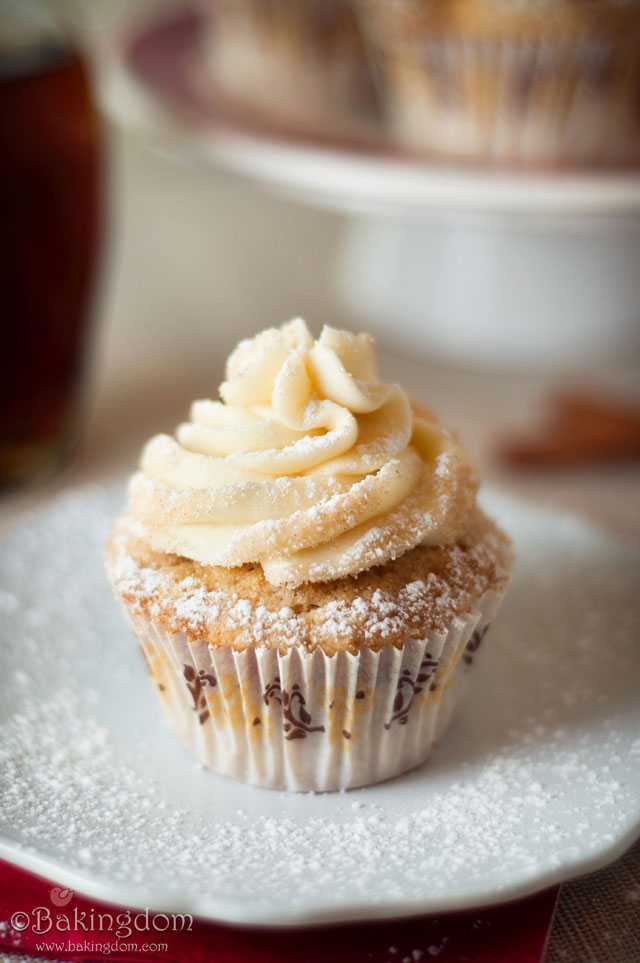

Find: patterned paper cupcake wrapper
[120,587,504,792]
[363,25,640,165]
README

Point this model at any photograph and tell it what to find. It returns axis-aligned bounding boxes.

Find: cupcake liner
[121,588,504,792]
[361,4,640,165]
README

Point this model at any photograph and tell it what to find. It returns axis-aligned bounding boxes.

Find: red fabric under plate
[0,860,558,963]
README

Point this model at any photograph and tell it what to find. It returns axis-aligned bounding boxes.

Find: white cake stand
[99,6,640,368]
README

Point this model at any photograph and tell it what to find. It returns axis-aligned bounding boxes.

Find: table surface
[1,128,639,961]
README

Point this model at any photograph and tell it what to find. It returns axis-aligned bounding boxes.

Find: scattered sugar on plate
[0,483,638,922]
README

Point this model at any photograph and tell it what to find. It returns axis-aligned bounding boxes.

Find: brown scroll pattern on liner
[384,652,439,730]
[264,677,326,741]
[463,625,490,666]
[183,664,217,725]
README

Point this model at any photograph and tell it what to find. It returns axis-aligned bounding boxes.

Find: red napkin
[0,860,557,963]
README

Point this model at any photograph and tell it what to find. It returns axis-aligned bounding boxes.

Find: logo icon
[49,887,74,908]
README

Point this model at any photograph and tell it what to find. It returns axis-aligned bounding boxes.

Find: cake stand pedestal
[98,6,640,369]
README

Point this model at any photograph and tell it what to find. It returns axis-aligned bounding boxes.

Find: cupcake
[200,0,380,140]
[359,0,640,167]
[106,319,512,791]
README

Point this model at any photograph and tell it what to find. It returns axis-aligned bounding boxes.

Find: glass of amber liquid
[0,2,102,485]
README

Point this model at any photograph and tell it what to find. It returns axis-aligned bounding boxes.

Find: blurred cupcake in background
[358,0,640,167]
[201,0,380,140]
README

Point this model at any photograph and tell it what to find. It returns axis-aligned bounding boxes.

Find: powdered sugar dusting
[1,688,638,920]
[0,484,639,924]
[107,509,510,651]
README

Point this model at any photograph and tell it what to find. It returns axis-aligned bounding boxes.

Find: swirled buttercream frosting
[128,319,477,586]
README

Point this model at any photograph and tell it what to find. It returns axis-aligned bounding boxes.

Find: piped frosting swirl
[129,319,476,586]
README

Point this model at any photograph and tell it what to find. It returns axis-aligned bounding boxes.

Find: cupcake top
[127,319,476,587]
[109,507,509,652]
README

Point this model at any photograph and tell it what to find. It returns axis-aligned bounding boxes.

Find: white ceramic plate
[0,482,639,927]
[98,9,640,219]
